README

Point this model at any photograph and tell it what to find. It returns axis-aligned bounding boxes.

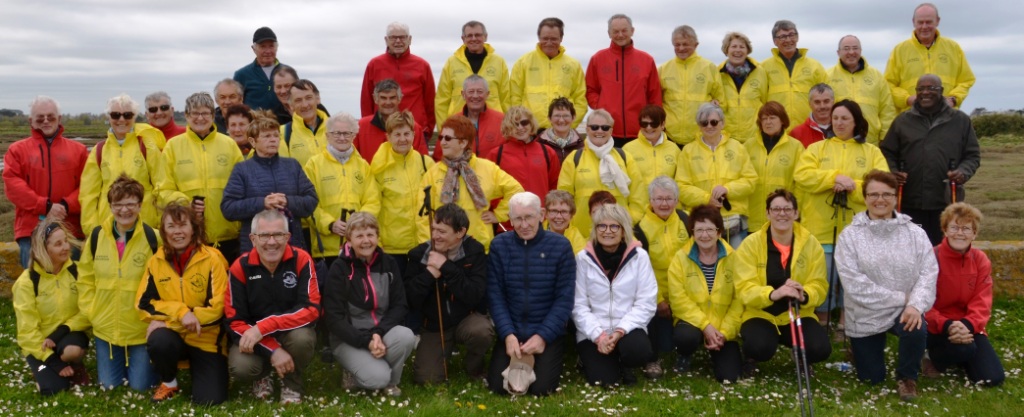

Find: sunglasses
[147,104,171,113]
[588,124,612,132]
[109,112,135,120]
[439,135,461,142]
[639,121,660,129]
[517,119,531,127]
[699,119,721,127]
[33,115,58,123]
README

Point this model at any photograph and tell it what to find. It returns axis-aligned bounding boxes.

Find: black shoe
[741,360,759,379]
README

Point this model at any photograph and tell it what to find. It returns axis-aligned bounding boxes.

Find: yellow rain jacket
[78,220,161,346]
[370,144,434,255]
[793,137,889,244]
[510,44,587,128]
[419,154,523,252]
[675,133,757,217]
[156,127,243,244]
[14,261,90,361]
[637,209,690,305]
[435,44,511,128]
[745,134,804,231]
[557,147,648,237]
[280,109,328,167]
[622,133,679,184]
[828,59,897,145]
[733,222,827,326]
[666,238,743,340]
[761,48,828,125]
[884,30,975,113]
[131,123,168,150]
[719,58,769,144]
[80,128,164,232]
[658,53,725,145]
[136,244,228,354]
[303,148,382,258]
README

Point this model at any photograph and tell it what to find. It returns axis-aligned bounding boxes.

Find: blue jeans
[647,316,674,354]
[815,244,844,313]
[928,332,1005,386]
[17,237,31,269]
[94,337,157,391]
[849,316,927,384]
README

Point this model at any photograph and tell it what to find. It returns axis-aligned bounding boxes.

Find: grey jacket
[835,211,937,338]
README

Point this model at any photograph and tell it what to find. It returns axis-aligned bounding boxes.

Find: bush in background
[973,113,1024,138]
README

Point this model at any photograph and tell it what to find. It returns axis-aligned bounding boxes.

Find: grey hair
[214,78,244,97]
[837,34,860,50]
[144,91,171,106]
[373,79,403,98]
[28,96,61,115]
[105,94,139,114]
[648,175,679,200]
[251,209,289,234]
[914,2,940,19]
[608,14,632,30]
[695,103,725,124]
[386,21,410,36]
[587,108,614,126]
[327,113,359,134]
[809,83,834,98]
[771,20,797,38]
[462,20,487,36]
[463,74,489,92]
[184,92,215,114]
[509,191,542,214]
[672,25,697,43]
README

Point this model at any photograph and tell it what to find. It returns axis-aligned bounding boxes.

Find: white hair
[386,22,410,36]
[251,209,289,234]
[509,192,542,214]
[29,96,61,116]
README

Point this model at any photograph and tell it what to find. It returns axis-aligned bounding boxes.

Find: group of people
[6,2,1004,408]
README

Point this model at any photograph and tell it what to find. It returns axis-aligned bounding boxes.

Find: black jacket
[323,244,407,349]
[405,236,487,332]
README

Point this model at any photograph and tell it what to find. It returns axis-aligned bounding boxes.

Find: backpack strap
[284,123,293,147]
[142,224,158,254]
[95,140,106,167]
[676,208,690,226]
[572,148,625,167]
[137,136,148,160]
[495,144,505,166]
[29,264,77,297]
[89,225,102,258]
[572,149,582,167]
[420,153,427,173]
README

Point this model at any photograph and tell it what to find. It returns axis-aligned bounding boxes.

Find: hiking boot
[832,325,847,344]
[280,386,302,404]
[673,355,692,374]
[341,370,357,391]
[643,360,664,379]
[921,357,942,378]
[741,359,759,379]
[69,363,90,387]
[897,379,918,402]
[384,385,402,397]
[252,375,274,400]
[151,383,179,402]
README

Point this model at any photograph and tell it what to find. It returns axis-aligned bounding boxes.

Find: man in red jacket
[788,83,835,148]
[360,22,436,143]
[586,14,662,147]
[433,75,504,161]
[3,96,88,268]
[354,79,429,162]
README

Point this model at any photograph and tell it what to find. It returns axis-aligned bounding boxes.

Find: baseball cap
[253,27,277,43]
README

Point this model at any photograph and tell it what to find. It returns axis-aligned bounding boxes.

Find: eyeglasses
[109,112,135,120]
[698,119,721,127]
[387,35,409,42]
[33,115,58,123]
[769,206,795,215]
[147,104,171,113]
[547,209,571,217]
[111,202,140,211]
[327,131,356,138]
[189,111,213,119]
[947,225,975,234]
[438,135,461,142]
[915,86,942,93]
[639,121,660,129]
[595,223,622,232]
[253,232,289,243]
[517,119,531,127]
[652,197,676,204]
[775,32,798,41]
[510,213,539,224]
[693,227,719,236]
[865,192,897,200]
[588,124,612,132]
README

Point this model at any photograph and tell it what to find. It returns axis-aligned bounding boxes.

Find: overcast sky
[2,0,1021,117]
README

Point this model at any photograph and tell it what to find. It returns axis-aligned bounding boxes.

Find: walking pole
[948,159,958,203]
[791,299,816,416]
[897,160,905,212]
[419,186,448,380]
[788,299,808,417]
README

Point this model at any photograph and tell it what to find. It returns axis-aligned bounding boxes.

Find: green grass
[0,296,1021,416]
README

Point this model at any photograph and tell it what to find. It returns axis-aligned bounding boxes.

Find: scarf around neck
[586,139,631,197]
[441,151,487,209]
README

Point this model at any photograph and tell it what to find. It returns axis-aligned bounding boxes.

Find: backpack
[633,209,690,250]
[95,137,148,167]
[572,147,626,167]
[494,142,551,171]
[30,264,78,297]
[89,223,159,260]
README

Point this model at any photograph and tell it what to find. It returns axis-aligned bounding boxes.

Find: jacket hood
[685,237,732,265]
[583,239,644,271]
[850,210,915,229]
[606,40,637,54]
[454,43,496,62]
[718,56,759,72]
[30,125,66,141]
[534,43,566,58]
[339,242,383,266]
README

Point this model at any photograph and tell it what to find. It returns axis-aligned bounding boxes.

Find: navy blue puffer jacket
[221,154,318,252]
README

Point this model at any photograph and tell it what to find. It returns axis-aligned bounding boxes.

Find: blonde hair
[30,220,81,273]
[589,203,634,245]
[346,212,380,239]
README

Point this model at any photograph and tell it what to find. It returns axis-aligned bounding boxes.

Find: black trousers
[740,317,831,364]
[215,239,241,266]
[576,329,653,386]
[487,336,565,396]
[902,208,943,246]
[928,333,1005,386]
[26,331,89,396]
[147,328,228,405]
[673,322,743,382]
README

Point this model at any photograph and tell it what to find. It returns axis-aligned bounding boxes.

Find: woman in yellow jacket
[675,103,757,249]
[419,115,523,252]
[14,220,91,395]
[155,92,244,262]
[78,175,161,391]
[733,189,831,373]
[745,101,804,232]
[136,202,229,404]
[280,79,326,167]
[304,113,382,265]
[622,105,679,184]
[371,111,435,270]
[543,190,587,254]
[666,205,743,382]
[558,109,648,238]
[793,99,888,326]
[718,32,768,144]
[80,94,164,233]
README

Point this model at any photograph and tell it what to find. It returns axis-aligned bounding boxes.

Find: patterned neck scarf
[441,151,487,209]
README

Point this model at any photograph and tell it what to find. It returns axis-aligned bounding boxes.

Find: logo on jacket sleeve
[282,271,298,289]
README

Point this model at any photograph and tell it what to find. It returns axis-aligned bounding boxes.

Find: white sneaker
[384,385,402,397]
[252,375,273,401]
[280,386,302,404]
